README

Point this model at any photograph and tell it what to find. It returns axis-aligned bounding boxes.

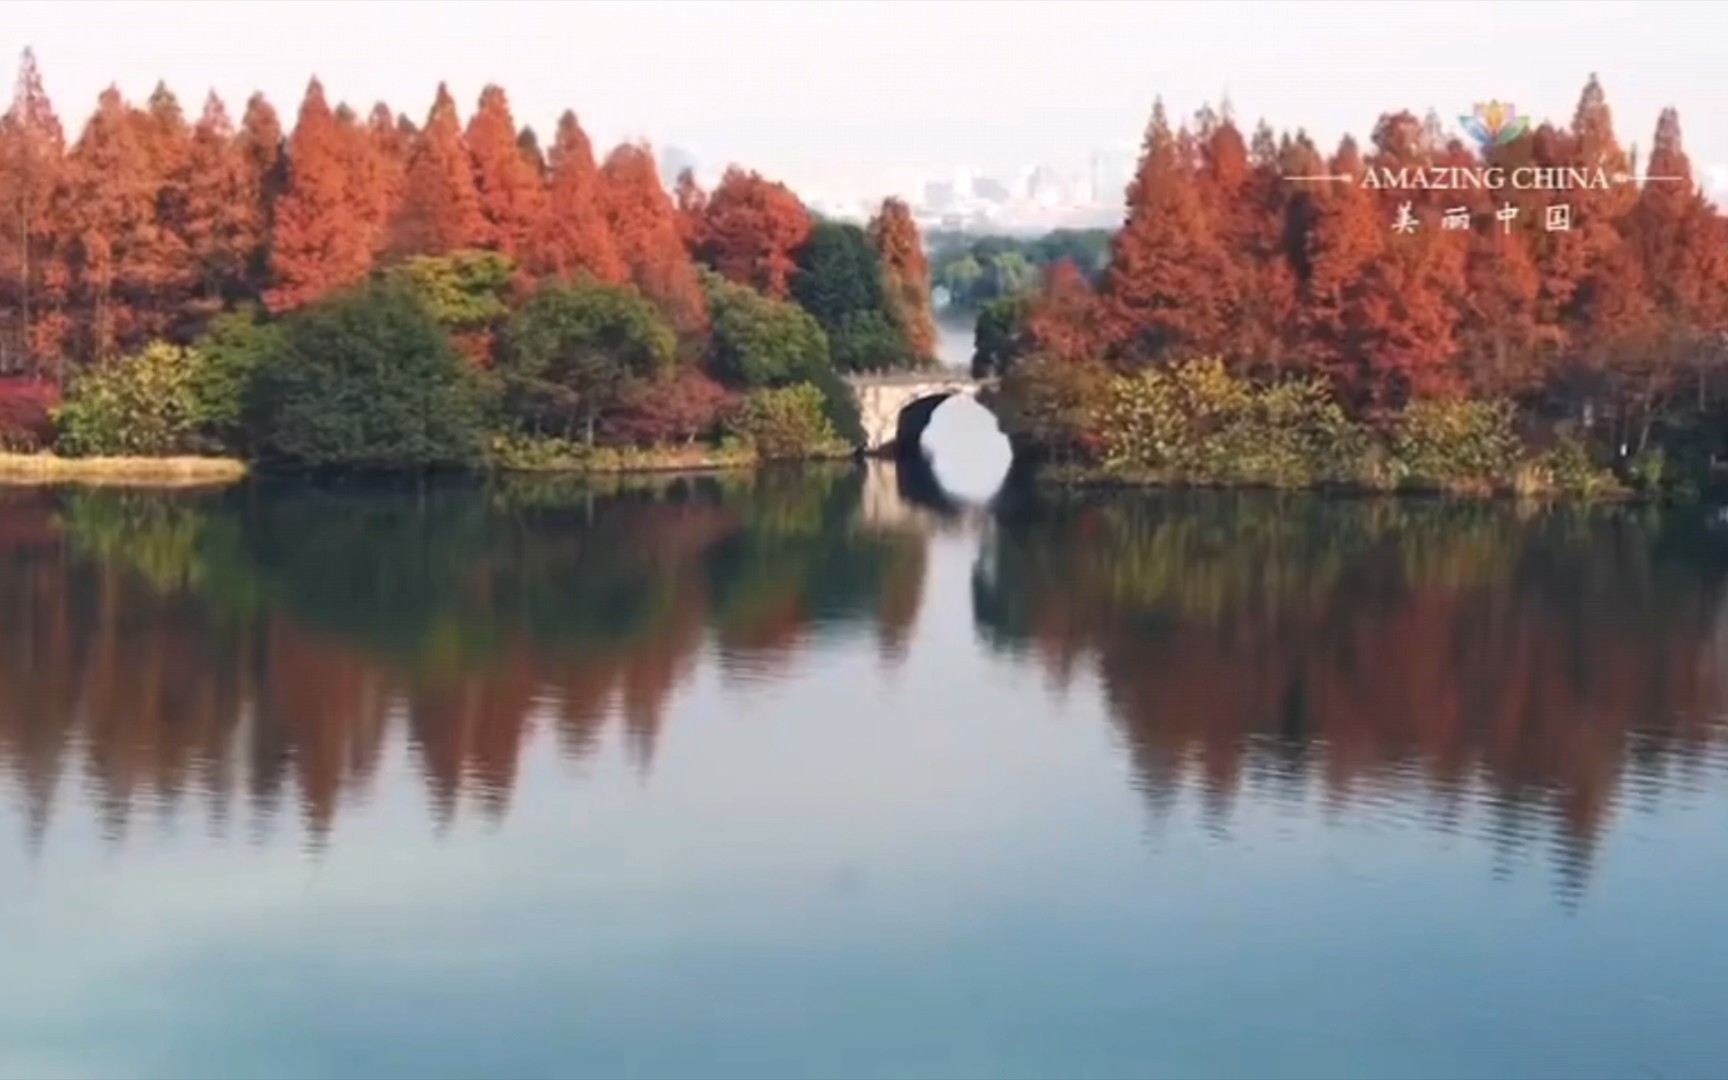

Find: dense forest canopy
[981,81,1728,498]
[0,50,936,464]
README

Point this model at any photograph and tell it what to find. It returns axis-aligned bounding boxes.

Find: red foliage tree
[55,86,194,361]
[527,111,624,283]
[1296,136,1383,404]
[867,196,936,361]
[0,49,66,373]
[386,83,484,259]
[517,126,546,178]
[0,376,59,449]
[466,85,546,259]
[236,93,286,293]
[601,142,708,340]
[603,367,731,445]
[179,92,267,321]
[698,167,810,298]
[1100,100,1234,366]
[361,103,409,253]
[1023,259,1104,363]
[266,79,374,312]
[672,167,706,253]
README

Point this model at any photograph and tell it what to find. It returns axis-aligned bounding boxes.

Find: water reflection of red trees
[977,494,1728,898]
[0,480,926,847]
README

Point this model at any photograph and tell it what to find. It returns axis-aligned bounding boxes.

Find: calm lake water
[5,403,1728,1079]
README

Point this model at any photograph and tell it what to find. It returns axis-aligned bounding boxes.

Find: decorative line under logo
[1459,101,1529,150]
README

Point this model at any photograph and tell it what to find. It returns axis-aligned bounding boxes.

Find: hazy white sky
[6,0,1727,200]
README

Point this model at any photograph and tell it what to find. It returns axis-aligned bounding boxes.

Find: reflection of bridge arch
[847,372,996,456]
[856,458,991,536]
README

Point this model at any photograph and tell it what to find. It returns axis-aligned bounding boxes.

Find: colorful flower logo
[1460,101,1529,149]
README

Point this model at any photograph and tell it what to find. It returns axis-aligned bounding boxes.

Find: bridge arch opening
[907,396,1013,505]
[848,372,1011,501]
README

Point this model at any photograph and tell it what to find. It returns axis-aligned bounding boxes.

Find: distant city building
[971,175,1010,202]
[1090,145,1137,207]
[1026,164,1065,206]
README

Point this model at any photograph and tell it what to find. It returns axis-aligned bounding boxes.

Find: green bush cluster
[1065,357,1624,498]
[1096,358,1366,488]
[55,342,210,457]
[730,383,848,460]
[1392,399,1520,494]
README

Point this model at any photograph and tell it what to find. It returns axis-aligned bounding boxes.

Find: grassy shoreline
[0,452,249,487]
[0,444,860,487]
[1032,463,1639,501]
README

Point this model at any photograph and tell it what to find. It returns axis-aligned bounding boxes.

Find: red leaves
[603,367,732,446]
[466,85,546,260]
[867,197,936,361]
[386,83,484,259]
[266,80,374,312]
[527,111,625,284]
[601,143,708,340]
[697,167,810,299]
[0,377,59,449]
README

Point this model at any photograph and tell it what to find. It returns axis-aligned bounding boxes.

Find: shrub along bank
[1005,357,1629,499]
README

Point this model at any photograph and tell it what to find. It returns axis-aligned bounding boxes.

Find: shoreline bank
[0,453,249,487]
[1031,463,1640,502]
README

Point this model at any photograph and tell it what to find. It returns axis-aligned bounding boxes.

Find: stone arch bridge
[847,372,995,455]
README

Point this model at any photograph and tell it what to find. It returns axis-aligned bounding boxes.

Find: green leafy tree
[703,270,830,388]
[190,306,284,452]
[940,256,984,306]
[387,249,516,331]
[973,295,1031,379]
[55,341,208,456]
[791,221,919,373]
[248,281,493,468]
[791,221,886,328]
[500,278,676,445]
[828,310,910,374]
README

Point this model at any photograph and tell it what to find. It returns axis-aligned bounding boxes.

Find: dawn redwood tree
[387,83,485,259]
[527,111,624,283]
[0,48,66,372]
[1022,259,1105,364]
[1458,226,1544,398]
[267,79,374,312]
[1192,105,1252,364]
[1099,100,1234,366]
[601,142,708,342]
[866,196,936,362]
[516,126,546,178]
[672,167,705,253]
[359,102,408,257]
[466,85,546,259]
[57,87,171,361]
[1629,108,1726,332]
[180,93,266,319]
[1223,121,1300,377]
[698,167,810,299]
[1297,136,1383,404]
[236,93,286,293]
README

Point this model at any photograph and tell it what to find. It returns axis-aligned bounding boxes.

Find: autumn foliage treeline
[0,50,936,463]
[989,77,1728,496]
